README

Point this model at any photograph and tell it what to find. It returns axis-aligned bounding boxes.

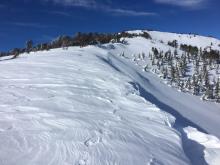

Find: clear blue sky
[0,0,219,51]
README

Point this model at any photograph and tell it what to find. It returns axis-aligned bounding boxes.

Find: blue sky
[0,0,219,51]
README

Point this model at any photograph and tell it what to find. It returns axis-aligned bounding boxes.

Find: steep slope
[104,37,220,138]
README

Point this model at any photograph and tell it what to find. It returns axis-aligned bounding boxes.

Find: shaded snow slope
[110,50,220,137]
[106,51,220,165]
[0,48,190,165]
[104,37,220,139]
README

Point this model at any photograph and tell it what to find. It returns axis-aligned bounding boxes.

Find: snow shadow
[96,55,122,72]
[128,78,207,132]
[133,73,207,132]
[180,129,208,165]
[129,77,208,165]
[105,54,209,165]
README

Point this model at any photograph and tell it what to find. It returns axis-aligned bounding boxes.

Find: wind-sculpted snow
[0,48,190,165]
[1,31,220,165]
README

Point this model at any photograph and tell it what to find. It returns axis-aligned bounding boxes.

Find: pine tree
[192,74,199,95]
[186,77,192,90]
[162,67,168,79]
[11,48,20,59]
[204,84,214,100]
[26,40,33,53]
[215,78,220,102]
[170,66,175,85]
[204,70,209,87]
[141,52,145,60]
[179,80,185,91]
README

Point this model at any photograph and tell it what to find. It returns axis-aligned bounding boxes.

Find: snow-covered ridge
[127,30,220,50]
[0,30,220,165]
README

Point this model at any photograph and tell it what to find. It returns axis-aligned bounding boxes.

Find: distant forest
[0,31,152,58]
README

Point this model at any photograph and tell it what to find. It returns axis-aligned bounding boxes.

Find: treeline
[180,44,199,55]
[0,31,152,58]
[168,39,220,60]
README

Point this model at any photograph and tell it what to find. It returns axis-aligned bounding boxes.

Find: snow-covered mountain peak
[126,29,220,50]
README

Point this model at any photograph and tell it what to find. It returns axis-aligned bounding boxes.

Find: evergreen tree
[215,78,220,102]
[204,84,214,100]
[26,40,33,53]
[204,71,210,87]
[170,66,175,84]
[11,48,20,59]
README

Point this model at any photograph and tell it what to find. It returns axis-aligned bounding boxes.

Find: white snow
[127,30,220,50]
[0,30,220,165]
[0,48,189,165]
[184,127,220,165]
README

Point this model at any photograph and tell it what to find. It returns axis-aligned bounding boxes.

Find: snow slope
[106,49,220,165]
[0,30,220,165]
[0,48,189,165]
[105,37,220,138]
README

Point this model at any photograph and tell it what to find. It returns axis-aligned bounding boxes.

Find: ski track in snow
[0,33,219,165]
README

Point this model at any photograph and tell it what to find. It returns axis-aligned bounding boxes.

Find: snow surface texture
[0,30,220,165]
[0,48,188,165]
